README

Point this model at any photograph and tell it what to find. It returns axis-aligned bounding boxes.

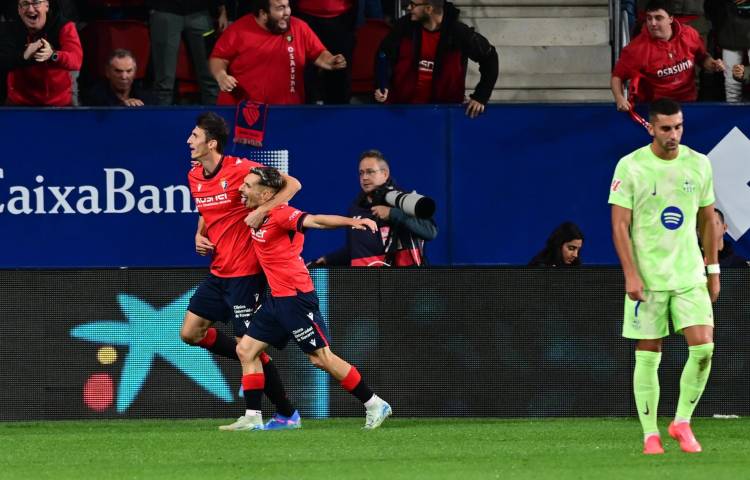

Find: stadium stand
[80,20,150,80]
[351,19,391,95]
[459,0,612,101]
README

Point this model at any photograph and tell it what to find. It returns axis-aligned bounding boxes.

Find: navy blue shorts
[248,291,330,354]
[188,273,266,337]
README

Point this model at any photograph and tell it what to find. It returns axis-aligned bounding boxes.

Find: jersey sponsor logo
[251,228,268,242]
[661,206,684,230]
[418,60,435,72]
[656,58,693,78]
[292,326,315,343]
[611,179,622,192]
[0,168,194,215]
[194,192,230,208]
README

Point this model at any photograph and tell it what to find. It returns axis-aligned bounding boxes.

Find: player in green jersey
[609,98,720,455]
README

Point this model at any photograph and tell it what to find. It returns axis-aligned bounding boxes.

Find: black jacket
[83,80,158,106]
[376,1,498,105]
[324,182,437,267]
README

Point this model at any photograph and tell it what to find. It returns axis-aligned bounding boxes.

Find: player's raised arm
[302,214,377,232]
[611,204,645,302]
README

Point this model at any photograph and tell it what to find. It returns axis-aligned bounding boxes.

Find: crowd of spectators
[3,0,750,108]
[0,0,498,114]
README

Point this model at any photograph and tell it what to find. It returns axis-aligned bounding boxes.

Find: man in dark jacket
[84,49,157,106]
[374,0,498,118]
[313,149,438,267]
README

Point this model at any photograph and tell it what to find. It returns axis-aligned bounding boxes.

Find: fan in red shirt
[181,112,304,430]
[209,0,347,105]
[217,166,393,432]
[610,0,725,111]
[1,0,82,106]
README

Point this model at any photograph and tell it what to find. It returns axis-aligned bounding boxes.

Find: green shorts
[622,283,714,339]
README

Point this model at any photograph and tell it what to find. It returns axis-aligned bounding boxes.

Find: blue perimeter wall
[0,103,748,268]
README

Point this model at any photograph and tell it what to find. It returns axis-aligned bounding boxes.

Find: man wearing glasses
[374,0,497,118]
[312,149,437,267]
[0,0,82,106]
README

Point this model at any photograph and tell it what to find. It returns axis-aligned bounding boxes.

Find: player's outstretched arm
[698,204,721,303]
[303,214,377,232]
[612,205,645,301]
[245,174,302,228]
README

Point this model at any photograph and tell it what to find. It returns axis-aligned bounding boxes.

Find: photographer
[313,150,437,267]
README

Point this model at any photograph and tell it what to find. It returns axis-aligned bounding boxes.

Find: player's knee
[307,350,330,370]
[236,342,258,363]
[179,326,203,345]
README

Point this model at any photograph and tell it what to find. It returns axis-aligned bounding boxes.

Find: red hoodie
[612,20,707,102]
[7,21,82,106]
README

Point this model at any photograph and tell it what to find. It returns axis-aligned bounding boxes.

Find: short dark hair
[107,48,136,67]
[250,0,271,16]
[644,0,673,16]
[359,149,390,170]
[250,166,286,193]
[649,98,681,120]
[426,0,444,11]
[195,112,229,154]
[715,208,725,223]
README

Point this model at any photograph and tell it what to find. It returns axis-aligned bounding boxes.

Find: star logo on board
[69,288,233,413]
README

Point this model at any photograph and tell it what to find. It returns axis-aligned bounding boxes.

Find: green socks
[634,350,661,435]
[675,343,714,422]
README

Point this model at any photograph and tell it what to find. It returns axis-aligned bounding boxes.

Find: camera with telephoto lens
[372,185,436,219]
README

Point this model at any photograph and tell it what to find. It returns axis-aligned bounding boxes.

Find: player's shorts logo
[661,206,684,230]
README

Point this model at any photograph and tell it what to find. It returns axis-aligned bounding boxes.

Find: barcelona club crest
[682,179,695,193]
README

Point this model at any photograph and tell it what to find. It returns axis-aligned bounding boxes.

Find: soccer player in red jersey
[182,112,302,430]
[219,166,392,431]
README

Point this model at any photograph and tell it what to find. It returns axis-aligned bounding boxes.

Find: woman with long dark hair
[528,222,584,267]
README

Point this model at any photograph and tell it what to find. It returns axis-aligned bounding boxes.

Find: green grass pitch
[2,418,748,479]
